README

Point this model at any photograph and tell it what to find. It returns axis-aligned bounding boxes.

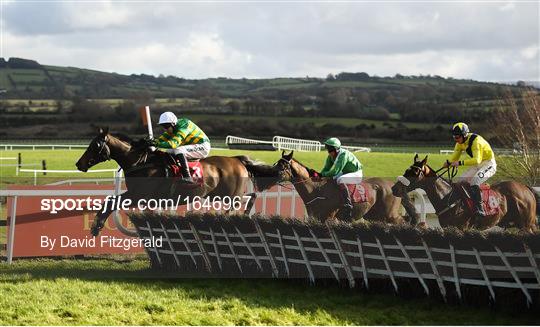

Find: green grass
[0,259,535,325]
[0,148,453,186]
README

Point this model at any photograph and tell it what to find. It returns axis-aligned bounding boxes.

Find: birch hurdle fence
[130,213,540,310]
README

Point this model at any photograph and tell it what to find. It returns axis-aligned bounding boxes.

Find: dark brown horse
[274,151,407,224]
[76,128,277,236]
[392,154,539,232]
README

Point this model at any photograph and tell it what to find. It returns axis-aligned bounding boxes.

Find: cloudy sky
[1,1,538,82]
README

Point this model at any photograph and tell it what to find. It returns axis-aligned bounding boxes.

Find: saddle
[343,182,371,204]
[153,151,204,185]
[448,183,500,216]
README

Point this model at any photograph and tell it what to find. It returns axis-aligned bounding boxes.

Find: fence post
[7,196,18,264]
[16,153,21,176]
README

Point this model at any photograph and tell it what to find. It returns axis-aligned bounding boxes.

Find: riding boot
[338,184,354,221]
[470,184,486,217]
[176,153,194,184]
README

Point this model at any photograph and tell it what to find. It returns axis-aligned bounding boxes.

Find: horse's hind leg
[505,194,536,232]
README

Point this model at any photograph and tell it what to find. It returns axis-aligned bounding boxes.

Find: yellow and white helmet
[452,122,469,137]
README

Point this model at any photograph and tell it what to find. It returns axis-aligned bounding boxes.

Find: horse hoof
[91,226,100,237]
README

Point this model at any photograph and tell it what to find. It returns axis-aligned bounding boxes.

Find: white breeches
[162,143,211,160]
[336,171,363,185]
[460,159,497,185]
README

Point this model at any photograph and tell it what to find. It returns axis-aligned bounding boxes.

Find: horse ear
[421,155,428,165]
[413,153,419,163]
[284,151,293,160]
[281,150,285,157]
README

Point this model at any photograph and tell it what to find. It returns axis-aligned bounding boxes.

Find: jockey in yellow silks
[443,122,496,217]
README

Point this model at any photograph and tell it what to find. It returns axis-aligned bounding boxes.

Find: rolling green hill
[0,57,535,142]
[0,57,526,100]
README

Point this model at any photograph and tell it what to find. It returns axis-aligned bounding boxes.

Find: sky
[1,1,539,82]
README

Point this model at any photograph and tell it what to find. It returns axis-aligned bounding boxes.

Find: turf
[0,149,451,186]
[0,259,536,325]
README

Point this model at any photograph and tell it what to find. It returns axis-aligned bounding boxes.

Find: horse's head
[392,154,430,195]
[274,150,316,183]
[76,127,112,172]
[274,151,295,182]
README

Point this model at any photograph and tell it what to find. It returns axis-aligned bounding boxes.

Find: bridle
[275,157,317,189]
[275,157,328,204]
[88,135,111,166]
[398,162,457,191]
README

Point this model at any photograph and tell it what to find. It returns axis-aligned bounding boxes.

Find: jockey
[155,111,211,184]
[443,122,496,217]
[320,137,363,220]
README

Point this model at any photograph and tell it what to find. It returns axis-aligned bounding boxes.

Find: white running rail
[226,135,371,152]
[225,135,274,146]
[272,136,322,152]
[1,144,87,150]
[18,168,117,185]
[341,145,371,152]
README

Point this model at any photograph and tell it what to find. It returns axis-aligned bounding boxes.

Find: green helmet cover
[324,137,341,148]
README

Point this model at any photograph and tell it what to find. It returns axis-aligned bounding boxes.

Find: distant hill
[1,58,537,142]
[0,57,527,100]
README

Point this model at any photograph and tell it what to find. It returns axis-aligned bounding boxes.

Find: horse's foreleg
[90,191,133,237]
[244,192,257,216]
[400,193,420,226]
[91,209,113,237]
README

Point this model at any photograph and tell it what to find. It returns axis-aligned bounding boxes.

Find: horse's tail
[533,187,540,218]
[234,155,279,191]
[527,186,540,221]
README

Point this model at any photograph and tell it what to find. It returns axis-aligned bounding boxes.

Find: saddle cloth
[170,161,204,185]
[344,182,371,203]
[463,184,500,216]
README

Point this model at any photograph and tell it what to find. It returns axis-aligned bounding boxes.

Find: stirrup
[177,176,195,185]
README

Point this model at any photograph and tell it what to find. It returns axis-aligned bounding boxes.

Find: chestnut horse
[392,155,539,232]
[274,151,407,224]
[76,128,277,236]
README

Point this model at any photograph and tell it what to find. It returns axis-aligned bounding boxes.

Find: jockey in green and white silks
[156,111,211,183]
[321,137,363,220]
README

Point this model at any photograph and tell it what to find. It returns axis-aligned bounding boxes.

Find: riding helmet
[159,112,178,125]
[324,137,341,151]
[452,122,469,137]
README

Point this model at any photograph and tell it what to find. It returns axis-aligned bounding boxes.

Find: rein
[277,158,319,185]
[430,163,457,185]
[276,158,327,203]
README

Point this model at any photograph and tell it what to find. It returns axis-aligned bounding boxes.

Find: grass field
[0,259,536,325]
[0,149,451,186]
[2,147,522,325]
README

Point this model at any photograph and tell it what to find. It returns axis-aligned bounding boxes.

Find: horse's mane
[110,133,134,145]
[292,158,318,177]
[110,133,150,152]
[235,155,279,191]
